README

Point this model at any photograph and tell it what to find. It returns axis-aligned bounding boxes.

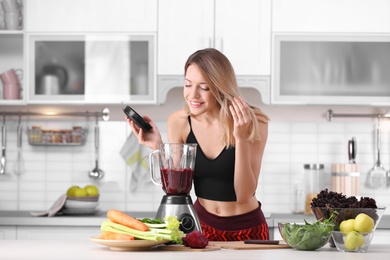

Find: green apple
[73,187,88,197]
[340,219,355,235]
[354,213,374,233]
[344,231,364,250]
[85,185,99,196]
[66,185,80,197]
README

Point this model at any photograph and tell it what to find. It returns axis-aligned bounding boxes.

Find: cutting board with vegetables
[208,241,290,250]
[157,244,220,251]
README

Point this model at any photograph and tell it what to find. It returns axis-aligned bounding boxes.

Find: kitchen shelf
[28,127,87,146]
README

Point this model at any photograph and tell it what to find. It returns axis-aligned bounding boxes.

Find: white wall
[0,88,389,215]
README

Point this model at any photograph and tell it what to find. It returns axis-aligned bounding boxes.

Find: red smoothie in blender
[161,168,194,195]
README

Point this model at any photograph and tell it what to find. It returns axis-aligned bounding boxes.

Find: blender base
[155,195,201,233]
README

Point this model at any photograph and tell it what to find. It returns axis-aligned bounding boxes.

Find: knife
[243,240,280,245]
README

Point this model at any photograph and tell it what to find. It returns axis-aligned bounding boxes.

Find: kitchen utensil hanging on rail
[88,116,104,180]
[13,114,25,175]
[1,114,7,175]
[367,117,387,189]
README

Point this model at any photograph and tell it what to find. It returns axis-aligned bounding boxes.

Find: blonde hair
[184,48,269,147]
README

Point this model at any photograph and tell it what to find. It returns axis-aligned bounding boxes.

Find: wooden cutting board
[208,241,290,250]
[157,244,220,252]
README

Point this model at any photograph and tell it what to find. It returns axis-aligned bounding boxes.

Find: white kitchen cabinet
[16,226,100,240]
[271,34,390,105]
[158,0,271,76]
[25,0,157,32]
[0,226,17,240]
[0,0,25,106]
[1,0,158,105]
[27,33,156,104]
[272,0,390,33]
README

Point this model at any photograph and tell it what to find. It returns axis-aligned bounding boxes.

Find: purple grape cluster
[310,189,377,208]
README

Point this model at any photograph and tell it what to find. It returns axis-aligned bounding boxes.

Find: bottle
[304,164,324,215]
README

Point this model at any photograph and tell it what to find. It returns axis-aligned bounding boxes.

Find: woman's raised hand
[126,115,162,150]
[229,96,251,141]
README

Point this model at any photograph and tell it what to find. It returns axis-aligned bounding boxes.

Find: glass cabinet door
[272,34,390,105]
[28,34,156,104]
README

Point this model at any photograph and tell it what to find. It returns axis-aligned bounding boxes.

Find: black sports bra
[186,116,237,201]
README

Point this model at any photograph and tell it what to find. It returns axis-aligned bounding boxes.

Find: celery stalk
[101,220,184,243]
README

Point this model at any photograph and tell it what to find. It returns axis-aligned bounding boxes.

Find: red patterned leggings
[194,200,269,241]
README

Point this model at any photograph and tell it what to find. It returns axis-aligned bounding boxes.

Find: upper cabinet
[272,34,390,105]
[157,0,271,104]
[271,0,390,105]
[0,0,24,105]
[25,0,157,32]
[28,33,156,104]
[272,0,390,33]
[0,0,158,105]
[158,0,271,76]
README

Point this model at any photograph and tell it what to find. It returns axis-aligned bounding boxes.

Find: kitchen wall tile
[0,202,18,210]
[267,133,290,143]
[0,191,18,200]
[20,191,45,201]
[0,181,18,191]
[318,122,345,133]
[1,117,389,215]
[291,122,318,132]
[19,202,45,211]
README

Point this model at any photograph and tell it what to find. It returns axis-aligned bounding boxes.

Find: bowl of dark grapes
[310,189,386,248]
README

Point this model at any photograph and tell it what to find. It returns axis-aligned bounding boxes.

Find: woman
[128,48,270,241]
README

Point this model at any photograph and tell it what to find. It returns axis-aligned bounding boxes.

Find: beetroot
[182,231,208,248]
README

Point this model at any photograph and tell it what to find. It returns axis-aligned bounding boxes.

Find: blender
[149,143,201,233]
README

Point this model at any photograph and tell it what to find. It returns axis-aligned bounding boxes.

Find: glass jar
[304,164,324,215]
[72,126,82,143]
[29,126,42,144]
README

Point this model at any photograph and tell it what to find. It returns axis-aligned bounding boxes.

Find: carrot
[107,209,149,232]
[99,231,134,240]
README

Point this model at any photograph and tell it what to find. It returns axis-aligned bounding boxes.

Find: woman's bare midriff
[198,197,259,216]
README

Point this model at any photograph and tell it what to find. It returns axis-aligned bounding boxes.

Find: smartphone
[123,106,152,132]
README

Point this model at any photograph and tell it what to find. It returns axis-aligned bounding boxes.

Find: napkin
[120,132,152,192]
[30,194,67,217]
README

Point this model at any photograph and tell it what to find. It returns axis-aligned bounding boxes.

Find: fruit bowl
[331,231,374,252]
[67,195,99,202]
[278,222,334,250]
[64,200,99,209]
[311,207,386,247]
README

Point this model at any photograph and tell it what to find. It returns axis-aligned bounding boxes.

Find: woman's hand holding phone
[123,106,162,150]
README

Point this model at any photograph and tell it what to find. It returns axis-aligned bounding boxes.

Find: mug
[0,68,23,85]
[3,83,20,99]
[4,12,20,30]
[1,0,20,13]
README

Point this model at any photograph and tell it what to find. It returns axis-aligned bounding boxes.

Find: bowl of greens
[278,220,334,250]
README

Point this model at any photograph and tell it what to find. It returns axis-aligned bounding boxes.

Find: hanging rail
[0,108,110,121]
[326,109,388,122]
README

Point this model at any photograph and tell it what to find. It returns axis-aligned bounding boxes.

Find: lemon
[85,185,99,196]
[344,231,364,250]
[354,213,374,233]
[340,219,355,235]
[66,185,79,197]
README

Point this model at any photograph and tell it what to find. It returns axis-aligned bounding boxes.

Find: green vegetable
[282,212,337,250]
[101,216,184,244]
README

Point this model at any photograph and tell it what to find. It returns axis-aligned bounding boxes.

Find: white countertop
[1,239,390,260]
[0,211,389,229]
